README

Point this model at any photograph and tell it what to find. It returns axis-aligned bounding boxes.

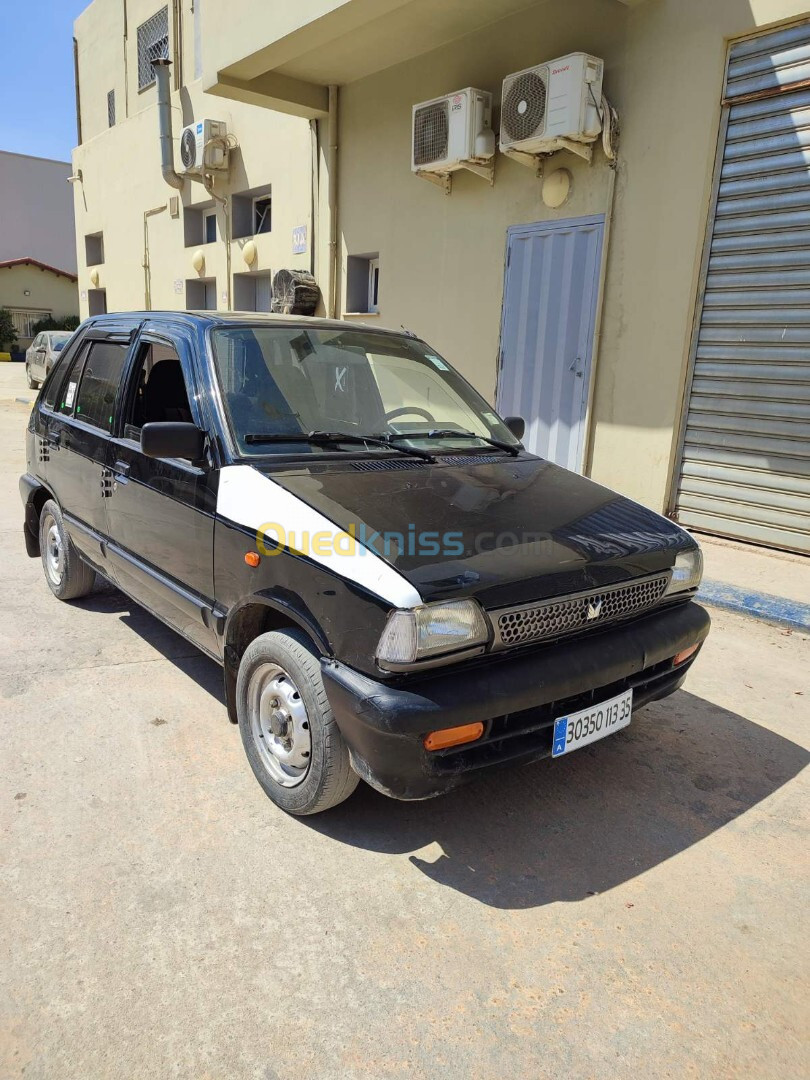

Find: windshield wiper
[244,430,436,462]
[386,429,521,457]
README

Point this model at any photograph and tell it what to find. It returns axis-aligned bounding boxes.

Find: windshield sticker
[64,382,77,408]
[483,411,500,426]
[426,354,449,371]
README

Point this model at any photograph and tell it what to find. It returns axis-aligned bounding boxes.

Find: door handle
[46,430,61,447]
[112,460,130,487]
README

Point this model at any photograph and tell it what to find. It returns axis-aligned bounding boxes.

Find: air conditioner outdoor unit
[411,88,495,190]
[179,119,229,174]
[499,53,604,162]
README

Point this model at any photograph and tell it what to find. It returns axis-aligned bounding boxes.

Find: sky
[0,0,84,162]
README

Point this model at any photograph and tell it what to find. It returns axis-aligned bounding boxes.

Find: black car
[20,312,709,815]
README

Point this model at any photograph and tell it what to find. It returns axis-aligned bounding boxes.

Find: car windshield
[209,326,520,457]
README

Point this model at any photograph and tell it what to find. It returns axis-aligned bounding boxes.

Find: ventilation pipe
[152,58,183,191]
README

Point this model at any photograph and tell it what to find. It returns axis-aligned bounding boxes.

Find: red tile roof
[0,257,78,282]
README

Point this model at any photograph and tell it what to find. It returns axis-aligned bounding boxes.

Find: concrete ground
[1,371,808,1079]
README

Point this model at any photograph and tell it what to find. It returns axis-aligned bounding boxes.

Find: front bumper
[322,600,710,800]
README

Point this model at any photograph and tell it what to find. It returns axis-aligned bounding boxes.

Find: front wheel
[38,500,95,600]
[236,629,359,815]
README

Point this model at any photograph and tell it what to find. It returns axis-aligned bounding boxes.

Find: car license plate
[551,688,633,758]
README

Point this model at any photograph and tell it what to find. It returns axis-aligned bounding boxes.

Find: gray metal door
[497,216,604,472]
[674,21,810,553]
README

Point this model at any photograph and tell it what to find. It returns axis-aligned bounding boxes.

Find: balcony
[203,0,636,117]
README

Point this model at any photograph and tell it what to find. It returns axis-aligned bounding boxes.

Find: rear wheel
[26,364,39,390]
[236,629,359,815]
[38,500,95,600]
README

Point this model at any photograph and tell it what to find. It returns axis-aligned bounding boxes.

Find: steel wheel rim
[248,662,312,788]
[44,516,64,587]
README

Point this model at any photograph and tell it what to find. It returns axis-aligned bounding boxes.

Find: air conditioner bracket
[415,169,452,195]
[463,159,495,185]
[502,147,545,177]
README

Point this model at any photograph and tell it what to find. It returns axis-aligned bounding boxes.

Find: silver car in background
[25,331,73,389]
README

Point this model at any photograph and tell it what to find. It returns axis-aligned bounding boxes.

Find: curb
[14,397,33,405]
[698,579,810,633]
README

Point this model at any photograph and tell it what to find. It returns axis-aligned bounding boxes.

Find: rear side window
[43,352,70,410]
[57,345,90,415]
[72,342,128,430]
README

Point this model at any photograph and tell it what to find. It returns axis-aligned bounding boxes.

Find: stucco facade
[72,0,313,320]
[72,0,810,539]
[0,261,79,350]
[199,0,810,527]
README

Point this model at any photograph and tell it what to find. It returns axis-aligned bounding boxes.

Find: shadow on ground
[305,690,808,909]
[80,584,808,911]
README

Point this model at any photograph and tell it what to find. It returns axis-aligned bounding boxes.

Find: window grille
[107,89,115,126]
[137,7,169,90]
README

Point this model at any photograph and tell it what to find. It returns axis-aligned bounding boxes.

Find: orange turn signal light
[674,643,699,666]
[424,722,484,752]
[244,551,261,568]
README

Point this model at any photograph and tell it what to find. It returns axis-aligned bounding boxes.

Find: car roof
[83,310,410,338]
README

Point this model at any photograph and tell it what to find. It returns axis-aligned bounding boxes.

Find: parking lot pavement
[0,362,31,404]
[1,397,808,1080]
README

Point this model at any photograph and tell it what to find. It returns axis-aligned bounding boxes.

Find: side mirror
[504,415,525,441]
[141,422,206,463]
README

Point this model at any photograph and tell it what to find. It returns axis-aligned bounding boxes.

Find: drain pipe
[152,58,183,191]
[143,204,167,309]
[327,84,339,318]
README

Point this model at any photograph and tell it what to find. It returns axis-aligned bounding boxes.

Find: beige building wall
[72,0,313,319]
[0,264,79,347]
[330,0,810,511]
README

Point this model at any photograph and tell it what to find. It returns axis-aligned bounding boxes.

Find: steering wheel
[385,406,435,423]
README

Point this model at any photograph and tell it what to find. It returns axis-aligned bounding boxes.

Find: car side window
[123,341,194,441]
[71,341,128,431]
[57,344,91,416]
[42,353,68,410]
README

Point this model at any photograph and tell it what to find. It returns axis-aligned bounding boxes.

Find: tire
[38,499,96,601]
[26,364,39,390]
[236,628,359,815]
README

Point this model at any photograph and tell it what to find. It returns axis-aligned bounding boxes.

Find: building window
[85,232,104,265]
[137,7,169,91]
[346,253,380,314]
[368,257,380,313]
[234,272,273,312]
[204,209,217,244]
[186,278,217,310]
[183,203,216,247]
[9,309,51,339]
[107,89,116,127]
[253,195,272,235]
[231,184,272,239]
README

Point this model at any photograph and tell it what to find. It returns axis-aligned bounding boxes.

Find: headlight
[664,547,703,596]
[376,599,489,667]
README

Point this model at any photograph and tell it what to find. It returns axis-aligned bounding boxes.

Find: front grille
[491,573,670,649]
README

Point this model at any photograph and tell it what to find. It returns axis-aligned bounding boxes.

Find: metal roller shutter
[674,21,810,553]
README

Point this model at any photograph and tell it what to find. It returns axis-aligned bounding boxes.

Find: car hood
[256,453,694,608]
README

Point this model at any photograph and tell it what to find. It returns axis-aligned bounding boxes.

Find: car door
[28,334,43,381]
[104,327,220,658]
[44,329,132,573]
